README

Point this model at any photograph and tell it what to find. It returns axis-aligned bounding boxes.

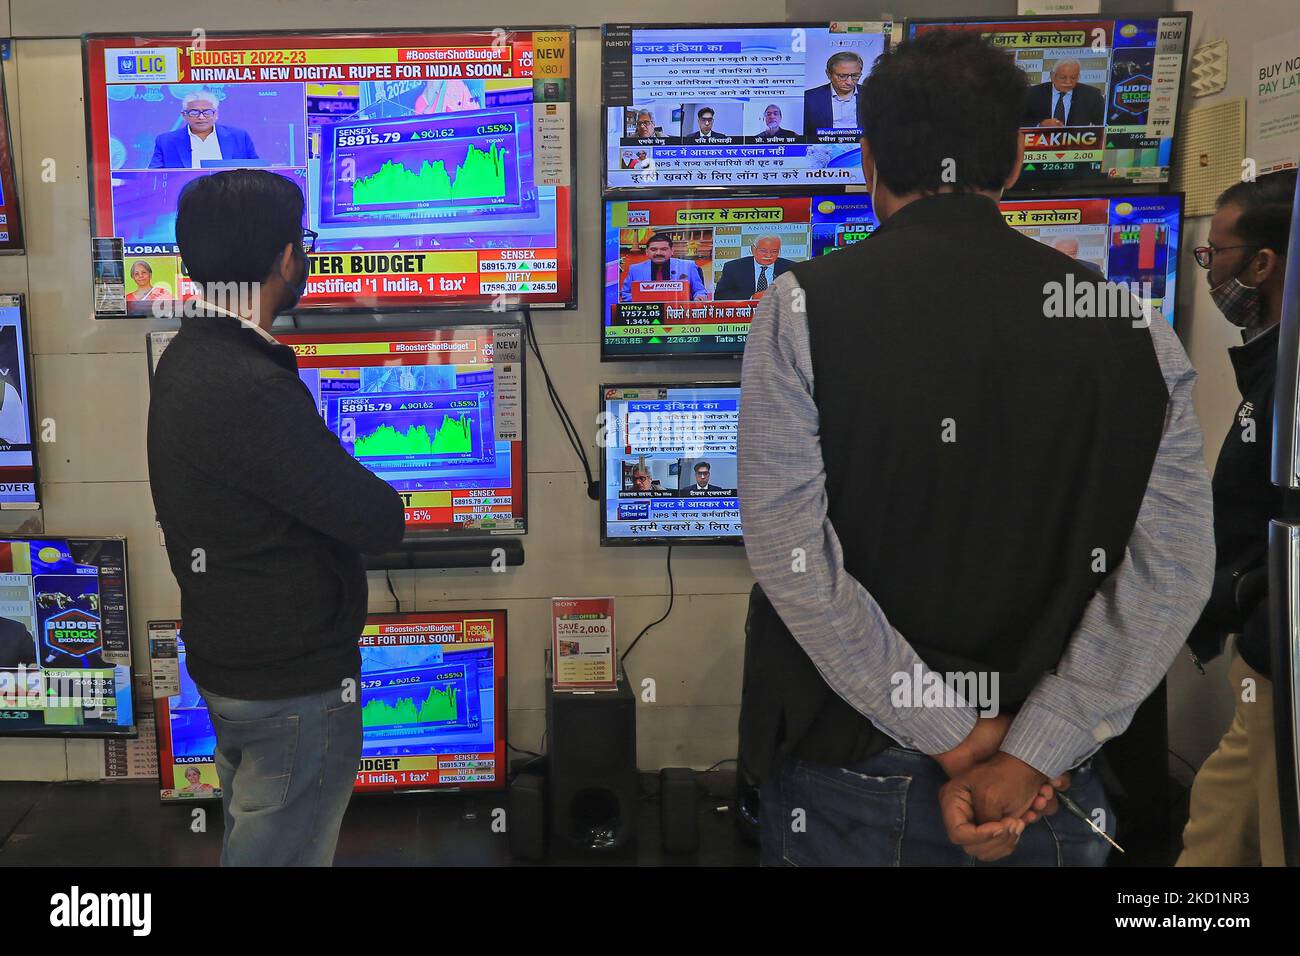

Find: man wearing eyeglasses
[148,170,405,865]
[149,90,259,169]
[1179,169,1298,867]
[804,52,866,139]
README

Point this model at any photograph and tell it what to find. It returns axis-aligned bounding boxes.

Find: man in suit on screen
[713,236,795,301]
[1022,60,1105,127]
[804,52,866,136]
[150,90,260,169]
[619,233,710,301]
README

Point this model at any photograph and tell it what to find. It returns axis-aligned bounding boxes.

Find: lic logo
[117,55,137,75]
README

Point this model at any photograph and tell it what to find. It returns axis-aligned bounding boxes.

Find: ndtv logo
[50,886,151,936]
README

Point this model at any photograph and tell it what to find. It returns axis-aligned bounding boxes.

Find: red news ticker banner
[999,198,1111,226]
[909,19,1114,48]
[618,195,813,228]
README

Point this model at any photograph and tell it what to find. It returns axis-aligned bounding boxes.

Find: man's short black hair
[646,233,674,248]
[176,169,304,286]
[862,30,1027,195]
[1218,169,1298,258]
[697,107,715,119]
[694,461,711,472]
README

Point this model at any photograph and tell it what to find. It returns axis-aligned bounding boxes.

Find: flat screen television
[83,27,577,313]
[904,13,1192,191]
[0,294,40,507]
[0,536,135,737]
[601,21,892,193]
[147,322,527,539]
[601,192,875,359]
[602,190,1182,359]
[149,609,507,801]
[600,382,741,545]
[0,66,24,254]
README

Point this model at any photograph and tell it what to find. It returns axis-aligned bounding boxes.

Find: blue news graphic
[301,363,512,494]
[168,638,217,759]
[359,644,496,757]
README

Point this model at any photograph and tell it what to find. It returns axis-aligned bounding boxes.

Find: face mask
[281,246,308,312]
[1209,259,1263,330]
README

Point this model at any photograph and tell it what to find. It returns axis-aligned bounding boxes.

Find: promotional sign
[551,597,617,690]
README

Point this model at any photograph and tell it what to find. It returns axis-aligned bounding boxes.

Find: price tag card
[551,597,617,691]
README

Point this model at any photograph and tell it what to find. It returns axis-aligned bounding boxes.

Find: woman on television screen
[126,261,169,303]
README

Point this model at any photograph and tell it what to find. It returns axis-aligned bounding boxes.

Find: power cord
[620,546,674,666]
[385,569,401,613]
[522,307,599,501]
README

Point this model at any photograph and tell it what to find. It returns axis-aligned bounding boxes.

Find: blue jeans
[200,680,362,867]
[759,747,1114,866]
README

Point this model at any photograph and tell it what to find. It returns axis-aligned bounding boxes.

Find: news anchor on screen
[149,90,259,169]
[683,461,723,495]
[713,236,794,301]
[681,107,733,144]
[804,52,866,135]
[752,104,800,142]
[619,233,710,302]
[1022,60,1105,127]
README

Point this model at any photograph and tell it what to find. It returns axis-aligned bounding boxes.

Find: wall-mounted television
[0,536,135,737]
[149,609,507,801]
[602,21,892,193]
[147,321,527,539]
[0,294,40,508]
[601,192,875,359]
[904,13,1191,192]
[600,382,741,545]
[602,190,1182,359]
[0,66,24,254]
[83,27,577,313]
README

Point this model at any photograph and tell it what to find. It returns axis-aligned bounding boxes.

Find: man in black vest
[737,30,1213,865]
[148,170,405,866]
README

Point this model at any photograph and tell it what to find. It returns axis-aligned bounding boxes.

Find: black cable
[384,569,401,613]
[522,307,598,500]
[507,740,541,758]
[1168,748,1198,778]
[621,546,674,666]
[700,758,736,773]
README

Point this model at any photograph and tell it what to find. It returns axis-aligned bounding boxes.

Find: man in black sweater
[1179,169,1297,867]
[148,170,405,866]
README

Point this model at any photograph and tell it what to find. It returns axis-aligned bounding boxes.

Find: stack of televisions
[0,14,1193,808]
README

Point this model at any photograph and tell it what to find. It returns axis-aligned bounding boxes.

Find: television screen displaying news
[148,323,526,537]
[600,383,740,545]
[150,610,507,800]
[83,28,576,313]
[602,190,1182,358]
[905,14,1190,189]
[0,537,135,737]
[0,295,39,507]
[602,21,891,192]
[602,193,877,359]
[0,68,24,253]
